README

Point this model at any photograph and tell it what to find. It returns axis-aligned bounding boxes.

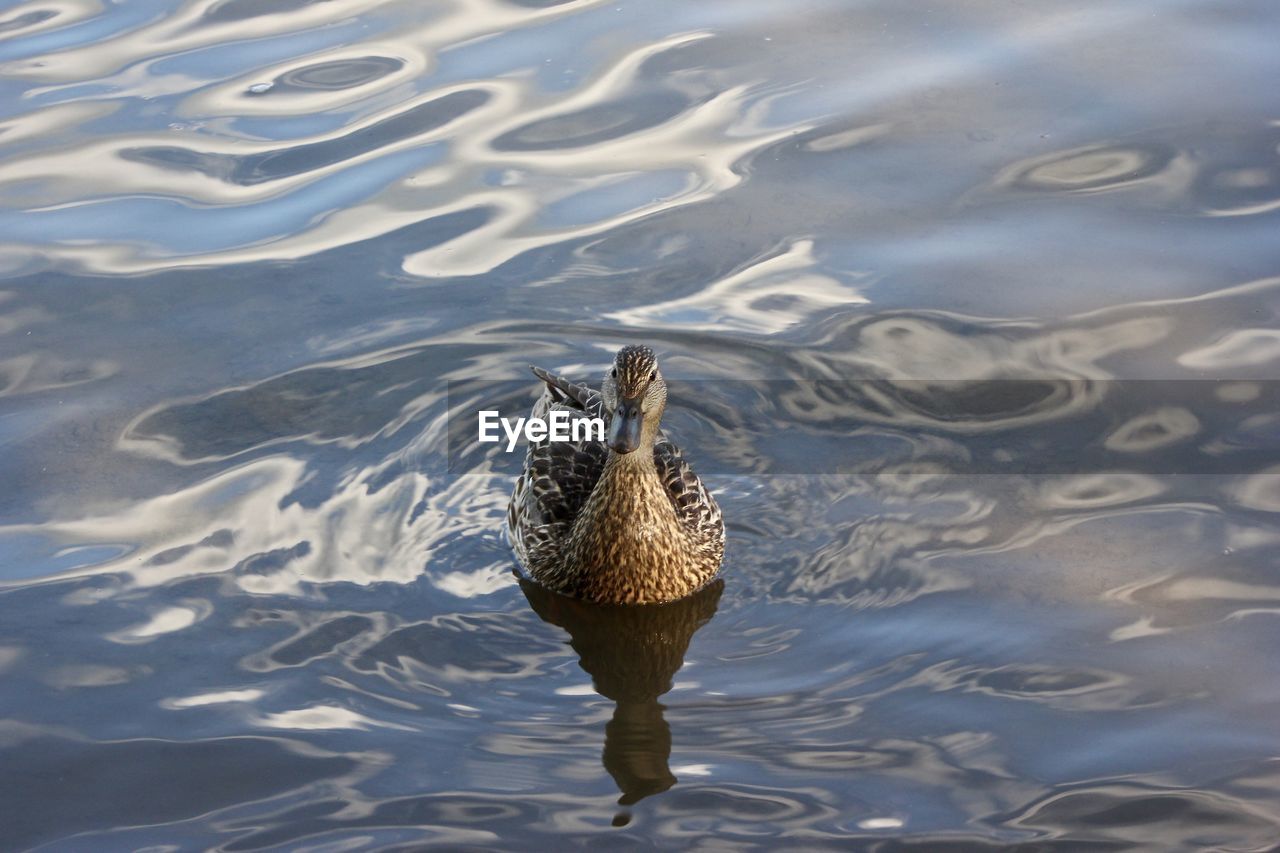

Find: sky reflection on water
[1,0,1280,848]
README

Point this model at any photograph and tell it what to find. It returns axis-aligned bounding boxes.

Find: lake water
[2,0,1280,848]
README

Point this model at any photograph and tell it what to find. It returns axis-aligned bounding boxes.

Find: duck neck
[569,442,669,553]
[591,442,664,507]
[604,442,657,476]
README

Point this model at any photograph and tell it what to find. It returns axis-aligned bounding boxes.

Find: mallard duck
[507,345,724,604]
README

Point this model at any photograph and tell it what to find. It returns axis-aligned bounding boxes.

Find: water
[2,0,1280,847]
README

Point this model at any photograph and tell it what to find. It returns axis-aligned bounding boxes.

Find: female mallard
[507,345,724,604]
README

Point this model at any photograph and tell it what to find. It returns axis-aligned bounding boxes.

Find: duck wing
[515,366,609,534]
[653,437,723,542]
[530,365,602,415]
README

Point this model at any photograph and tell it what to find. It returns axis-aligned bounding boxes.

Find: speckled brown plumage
[507,346,724,604]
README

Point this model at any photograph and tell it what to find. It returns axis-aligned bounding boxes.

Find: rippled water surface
[3,0,1280,848]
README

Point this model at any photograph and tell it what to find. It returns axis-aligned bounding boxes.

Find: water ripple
[3,0,1280,847]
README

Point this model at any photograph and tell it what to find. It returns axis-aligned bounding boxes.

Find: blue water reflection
[1,0,1280,847]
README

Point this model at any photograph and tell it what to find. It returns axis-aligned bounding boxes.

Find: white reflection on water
[1179,328,1280,369]
[256,704,418,732]
[606,238,868,334]
[2,0,1280,847]
[107,600,211,643]
[163,688,265,708]
[1233,468,1280,513]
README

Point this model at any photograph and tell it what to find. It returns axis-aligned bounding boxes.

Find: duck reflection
[518,577,722,806]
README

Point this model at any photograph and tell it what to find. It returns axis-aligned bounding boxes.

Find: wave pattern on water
[1,0,1280,848]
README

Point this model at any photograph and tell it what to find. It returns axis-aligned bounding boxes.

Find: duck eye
[610,368,617,378]
[649,370,657,381]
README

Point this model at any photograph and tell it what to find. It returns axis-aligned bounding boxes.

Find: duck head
[602,345,667,455]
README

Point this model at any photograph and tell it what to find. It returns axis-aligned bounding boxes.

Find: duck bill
[608,398,644,454]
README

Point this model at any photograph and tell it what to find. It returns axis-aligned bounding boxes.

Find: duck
[507,345,724,604]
